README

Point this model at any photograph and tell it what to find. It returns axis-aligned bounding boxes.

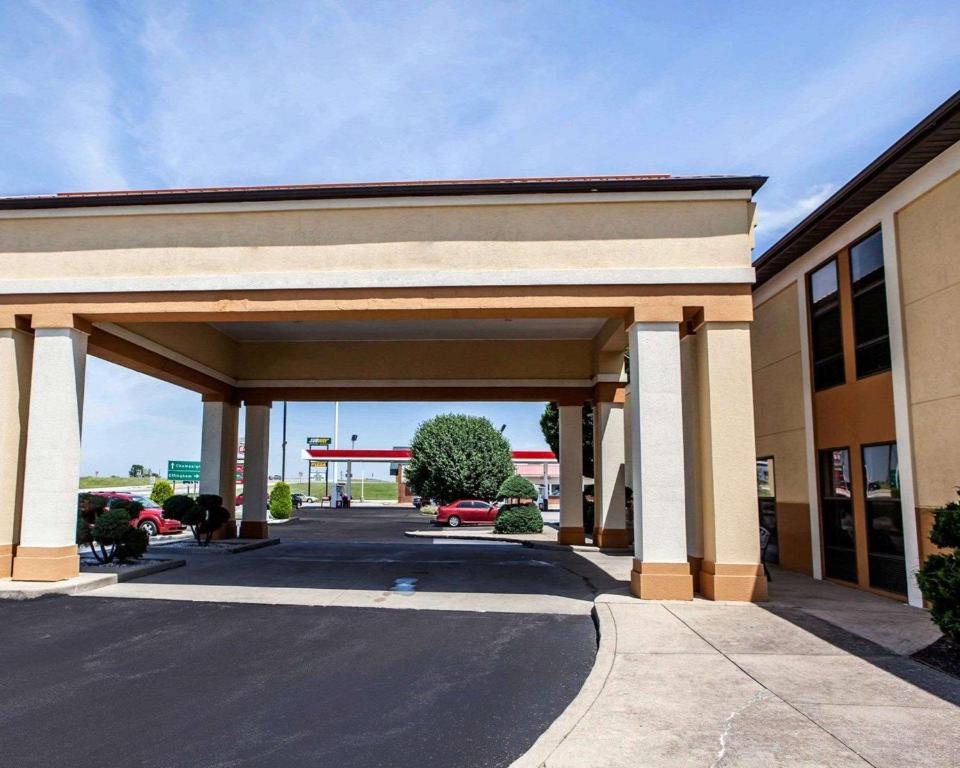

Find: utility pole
[281,401,288,482]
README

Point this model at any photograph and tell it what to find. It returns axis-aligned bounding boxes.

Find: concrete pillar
[558,404,585,545]
[593,399,628,549]
[238,402,271,539]
[200,397,240,539]
[12,326,88,581]
[698,322,767,601]
[627,322,693,600]
[680,333,704,592]
[0,325,32,577]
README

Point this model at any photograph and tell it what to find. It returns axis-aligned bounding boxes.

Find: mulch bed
[912,636,960,679]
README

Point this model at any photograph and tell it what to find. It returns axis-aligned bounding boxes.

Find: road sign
[307,436,332,446]
[167,460,201,482]
[310,460,327,469]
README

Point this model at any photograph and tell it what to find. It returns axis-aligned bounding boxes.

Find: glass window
[850,231,891,378]
[862,443,906,595]
[756,458,778,564]
[819,448,858,583]
[809,260,845,390]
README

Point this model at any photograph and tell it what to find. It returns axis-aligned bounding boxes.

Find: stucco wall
[897,170,960,511]
[0,198,754,285]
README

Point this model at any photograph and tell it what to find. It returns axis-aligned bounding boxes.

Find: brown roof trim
[754,89,960,288]
[0,174,766,210]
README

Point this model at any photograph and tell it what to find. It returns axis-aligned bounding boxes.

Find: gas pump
[332,482,350,508]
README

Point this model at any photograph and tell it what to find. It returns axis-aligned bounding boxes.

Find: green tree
[269,481,293,519]
[539,403,594,478]
[497,474,538,505]
[406,414,513,505]
[129,464,145,478]
[917,494,960,641]
[150,478,174,506]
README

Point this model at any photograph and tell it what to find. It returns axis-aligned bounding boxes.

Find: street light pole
[281,401,288,482]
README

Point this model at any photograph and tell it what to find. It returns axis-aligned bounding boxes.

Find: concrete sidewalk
[515,569,960,768]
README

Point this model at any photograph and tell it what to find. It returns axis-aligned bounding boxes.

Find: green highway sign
[307,436,332,446]
[167,460,201,482]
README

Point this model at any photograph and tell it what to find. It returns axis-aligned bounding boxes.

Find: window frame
[806,255,846,392]
[847,227,891,380]
[859,440,906,596]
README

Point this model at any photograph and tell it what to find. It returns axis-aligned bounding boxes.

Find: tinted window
[809,260,845,390]
[863,443,906,595]
[756,458,778,564]
[819,448,858,583]
[850,231,891,378]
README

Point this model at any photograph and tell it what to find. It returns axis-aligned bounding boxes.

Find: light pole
[281,401,288,482]
[347,433,357,499]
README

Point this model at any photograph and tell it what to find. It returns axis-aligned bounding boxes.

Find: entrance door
[862,443,906,595]
[819,448,858,583]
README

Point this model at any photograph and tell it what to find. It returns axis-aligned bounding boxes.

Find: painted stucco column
[558,404,585,545]
[12,325,87,581]
[239,402,271,539]
[593,398,628,549]
[680,332,704,592]
[200,396,240,540]
[0,325,32,578]
[698,322,767,601]
[628,322,693,600]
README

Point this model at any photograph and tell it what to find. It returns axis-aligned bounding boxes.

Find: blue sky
[3,1,959,477]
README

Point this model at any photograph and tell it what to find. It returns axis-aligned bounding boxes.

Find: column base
[238,521,269,539]
[630,560,694,600]
[688,555,703,594]
[0,544,13,578]
[699,561,768,601]
[11,545,80,582]
[212,520,238,540]
[557,527,585,546]
[593,528,630,549]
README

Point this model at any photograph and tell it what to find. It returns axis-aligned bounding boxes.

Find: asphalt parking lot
[0,506,601,768]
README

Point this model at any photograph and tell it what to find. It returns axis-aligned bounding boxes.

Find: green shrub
[269,481,293,519]
[497,474,538,505]
[150,478,175,506]
[420,504,437,516]
[163,494,201,524]
[164,494,228,546]
[406,414,513,504]
[87,506,148,563]
[494,504,543,534]
[917,495,960,641]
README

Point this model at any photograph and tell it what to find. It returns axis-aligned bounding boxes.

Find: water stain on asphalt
[390,577,418,594]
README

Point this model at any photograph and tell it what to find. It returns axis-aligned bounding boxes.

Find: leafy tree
[78,495,149,563]
[494,505,544,534]
[917,494,960,641]
[269,482,293,519]
[163,494,230,546]
[539,402,594,478]
[406,414,513,505]
[150,478,174,506]
[497,474,538,505]
[129,464,145,478]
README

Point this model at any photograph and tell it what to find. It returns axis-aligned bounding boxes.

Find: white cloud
[756,182,837,239]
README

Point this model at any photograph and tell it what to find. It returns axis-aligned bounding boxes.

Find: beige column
[200,396,240,539]
[680,332,704,592]
[238,401,271,539]
[13,324,88,581]
[0,324,33,578]
[593,398,628,549]
[698,322,767,601]
[558,404,585,545]
[628,322,693,600]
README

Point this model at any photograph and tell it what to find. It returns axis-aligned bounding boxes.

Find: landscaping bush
[150,478,175,506]
[497,474,538,505]
[917,494,960,641]
[494,504,544,534]
[406,414,513,504]
[79,497,148,563]
[420,504,438,516]
[269,482,293,520]
[164,494,229,546]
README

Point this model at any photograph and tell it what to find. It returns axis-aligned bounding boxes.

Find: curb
[510,601,616,767]
[229,538,282,553]
[0,573,118,600]
[403,530,632,555]
[80,557,186,583]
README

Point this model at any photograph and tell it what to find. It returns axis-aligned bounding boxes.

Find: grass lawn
[79,475,150,489]
[287,479,398,501]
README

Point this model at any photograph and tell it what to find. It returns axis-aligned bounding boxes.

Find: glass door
[862,443,906,595]
[756,457,778,564]
[819,448,857,582]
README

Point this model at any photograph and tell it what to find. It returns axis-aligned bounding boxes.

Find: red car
[435,499,499,527]
[88,492,184,537]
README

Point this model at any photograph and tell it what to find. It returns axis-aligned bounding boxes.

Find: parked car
[291,493,305,509]
[81,491,183,537]
[235,492,269,507]
[435,499,499,527]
